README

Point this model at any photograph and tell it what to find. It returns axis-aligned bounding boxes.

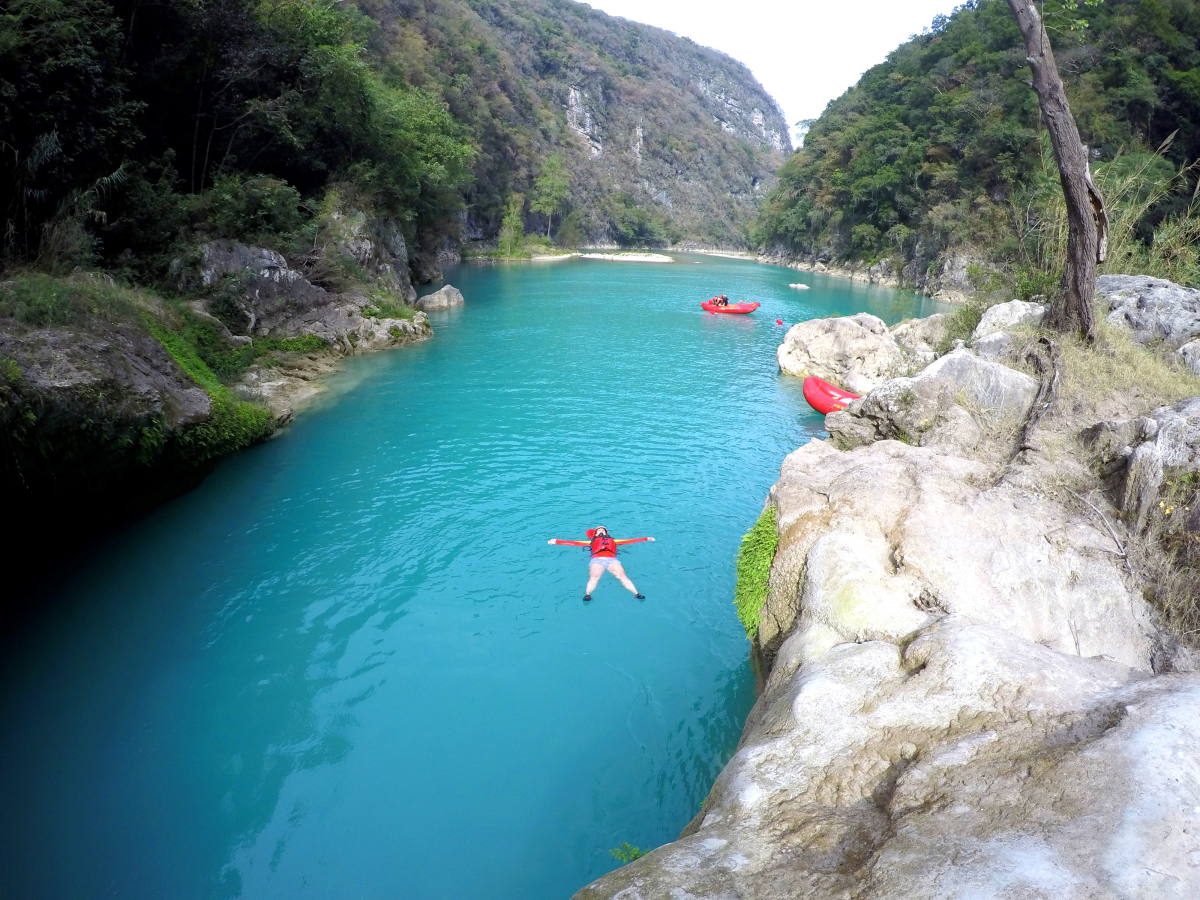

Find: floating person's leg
[607,561,643,598]
[583,560,604,601]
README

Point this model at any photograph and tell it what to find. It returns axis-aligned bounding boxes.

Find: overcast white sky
[583,0,960,144]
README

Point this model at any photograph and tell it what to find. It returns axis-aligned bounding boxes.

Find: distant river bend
[0,254,944,899]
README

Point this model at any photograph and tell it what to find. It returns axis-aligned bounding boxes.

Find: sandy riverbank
[578,251,674,263]
[476,251,675,263]
[677,248,758,261]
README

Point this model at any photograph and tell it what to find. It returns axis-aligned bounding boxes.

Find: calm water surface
[0,255,942,898]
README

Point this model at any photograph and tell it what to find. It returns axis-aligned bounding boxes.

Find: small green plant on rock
[609,842,645,863]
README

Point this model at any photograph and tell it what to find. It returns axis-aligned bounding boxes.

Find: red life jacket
[589,534,617,557]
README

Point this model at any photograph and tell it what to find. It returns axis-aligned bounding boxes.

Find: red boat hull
[803,376,861,414]
[701,300,760,314]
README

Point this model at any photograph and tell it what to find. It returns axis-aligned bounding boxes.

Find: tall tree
[1007,0,1109,340]
[498,192,525,255]
[529,153,569,239]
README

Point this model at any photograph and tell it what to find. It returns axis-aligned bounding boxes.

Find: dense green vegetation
[734,504,778,640]
[755,0,1200,292]
[0,0,473,280]
[1,0,785,286]
[0,273,277,460]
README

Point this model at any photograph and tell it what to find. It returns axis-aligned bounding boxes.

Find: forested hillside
[362,0,789,249]
[755,0,1200,296]
[0,0,787,284]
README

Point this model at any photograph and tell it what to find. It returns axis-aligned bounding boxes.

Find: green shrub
[196,174,309,251]
[362,293,416,320]
[734,504,778,640]
[498,192,526,256]
[555,209,586,248]
[258,334,329,353]
[935,297,990,354]
[1012,267,1058,303]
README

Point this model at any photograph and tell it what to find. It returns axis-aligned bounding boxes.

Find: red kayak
[803,376,861,414]
[701,299,760,314]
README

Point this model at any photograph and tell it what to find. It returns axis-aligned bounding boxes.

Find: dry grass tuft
[1004,313,1200,436]
[1005,315,1200,644]
[1132,474,1200,642]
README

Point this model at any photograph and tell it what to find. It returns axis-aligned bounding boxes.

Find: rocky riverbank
[579,276,1200,898]
[759,252,977,305]
[1,207,446,604]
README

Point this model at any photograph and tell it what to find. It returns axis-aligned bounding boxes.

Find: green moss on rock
[734,504,778,640]
[143,316,274,462]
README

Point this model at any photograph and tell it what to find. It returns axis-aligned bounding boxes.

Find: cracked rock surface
[578,304,1200,899]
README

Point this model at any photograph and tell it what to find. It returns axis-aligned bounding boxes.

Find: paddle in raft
[547,526,655,602]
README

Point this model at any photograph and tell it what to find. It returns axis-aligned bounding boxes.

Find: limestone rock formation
[776,312,948,393]
[0,318,212,436]
[1085,397,1200,533]
[316,205,418,303]
[416,285,465,311]
[757,436,1157,668]
[180,237,434,421]
[196,240,427,350]
[972,298,1046,338]
[578,618,1200,899]
[826,348,1038,455]
[580,304,1200,899]
[0,308,215,530]
[1181,340,1200,375]
[1100,274,1200,347]
[1100,274,1200,374]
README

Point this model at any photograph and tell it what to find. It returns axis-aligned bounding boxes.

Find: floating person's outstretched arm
[545,536,656,546]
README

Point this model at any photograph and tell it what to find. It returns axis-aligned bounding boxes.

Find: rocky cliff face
[579,285,1200,898]
[0,301,213,503]
[365,0,789,247]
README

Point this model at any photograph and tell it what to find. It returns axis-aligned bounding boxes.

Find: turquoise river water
[0,254,942,899]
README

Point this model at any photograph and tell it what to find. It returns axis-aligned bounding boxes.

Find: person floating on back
[547,526,655,602]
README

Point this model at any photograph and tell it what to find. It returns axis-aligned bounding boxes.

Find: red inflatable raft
[803,376,861,414]
[701,299,760,314]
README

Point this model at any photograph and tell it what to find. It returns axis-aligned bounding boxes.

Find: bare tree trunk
[1007,0,1108,341]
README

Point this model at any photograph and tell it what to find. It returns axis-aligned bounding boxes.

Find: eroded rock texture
[776,313,948,394]
[579,292,1200,899]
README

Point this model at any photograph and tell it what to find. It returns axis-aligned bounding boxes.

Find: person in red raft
[547,525,655,602]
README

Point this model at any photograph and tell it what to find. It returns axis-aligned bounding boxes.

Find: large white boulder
[416,284,465,311]
[1100,274,1200,349]
[826,347,1038,456]
[776,312,950,394]
[758,437,1158,667]
[1085,397,1200,532]
[971,299,1045,339]
[1179,339,1200,376]
[578,616,1200,899]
